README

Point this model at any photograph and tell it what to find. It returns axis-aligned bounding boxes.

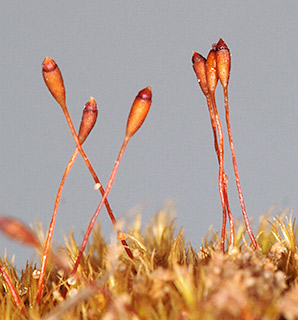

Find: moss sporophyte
[1,40,297,320]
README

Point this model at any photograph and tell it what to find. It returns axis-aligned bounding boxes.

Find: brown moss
[0,207,297,319]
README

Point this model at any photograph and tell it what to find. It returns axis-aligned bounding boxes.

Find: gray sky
[1,2,298,267]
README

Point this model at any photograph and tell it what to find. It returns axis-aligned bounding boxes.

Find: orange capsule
[125,86,152,139]
[42,57,66,107]
[78,97,98,144]
[0,216,40,248]
[215,38,231,88]
[192,52,209,97]
[206,49,218,94]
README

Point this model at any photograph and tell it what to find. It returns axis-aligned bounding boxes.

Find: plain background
[1,2,298,267]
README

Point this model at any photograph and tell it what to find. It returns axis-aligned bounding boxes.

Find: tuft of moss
[1,206,298,319]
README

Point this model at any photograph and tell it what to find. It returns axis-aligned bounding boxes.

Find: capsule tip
[84,97,97,111]
[138,86,152,101]
[192,51,205,64]
[216,38,228,51]
[42,57,57,73]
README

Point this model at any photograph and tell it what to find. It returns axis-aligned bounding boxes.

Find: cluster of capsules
[0,57,152,307]
[0,40,260,311]
[35,58,152,301]
[191,39,258,253]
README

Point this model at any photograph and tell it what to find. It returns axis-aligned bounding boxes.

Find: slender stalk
[36,148,79,302]
[223,87,258,249]
[210,94,227,252]
[38,58,133,303]
[58,103,134,258]
[0,265,22,311]
[38,98,99,295]
[205,94,220,159]
[223,176,234,247]
[37,150,132,302]
[70,86,152,278]
[71,137,130,277]
[206,94,235,248]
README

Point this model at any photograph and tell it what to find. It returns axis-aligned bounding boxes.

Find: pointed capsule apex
[215,38,231,88]
[78,97,98,144]
[125,87,152,139]
[42,57,66,107]
[216,38,228,51]
[192,51,202,64]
